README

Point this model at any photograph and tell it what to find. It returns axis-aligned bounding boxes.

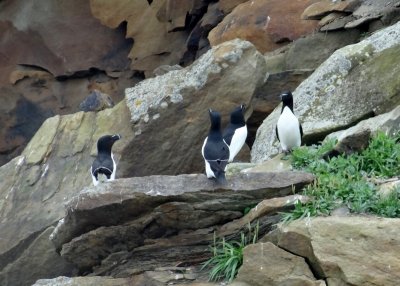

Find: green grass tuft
[202,222,259,282]
[282,132,400,222]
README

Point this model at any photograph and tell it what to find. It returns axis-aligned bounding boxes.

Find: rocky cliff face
[0,1,400,286]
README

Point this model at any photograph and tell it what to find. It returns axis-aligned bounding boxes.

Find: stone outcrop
[0,102,134,286]
[123,39,266,176]
[50,172,314,275]
[302,0,400,32]
[252,28,360,140]
[90,0,221,75]
[268,216,400,286]
[79,90,115,112]
[326,105,400,142]
[208,0,319,54]
[0,0,131,83]
[33,276,132,286]
[251,21,400,162]
[0,0,136,167]
[236,242,326,286]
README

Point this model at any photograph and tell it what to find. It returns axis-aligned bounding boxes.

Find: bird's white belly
[202,137,216,178]
[110,152,116,181]
[277,108,301,151]
[229,126,247,162]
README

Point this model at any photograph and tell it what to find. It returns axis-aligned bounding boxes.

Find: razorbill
[91,134,121,186]
[202,109,230,184]
[223,104,247,162]
[276,91,303,153]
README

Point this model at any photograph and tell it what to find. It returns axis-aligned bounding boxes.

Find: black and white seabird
[276,91,303,153]
[91,134,121,186]
[202,109,230,184]
[223,104,247,162]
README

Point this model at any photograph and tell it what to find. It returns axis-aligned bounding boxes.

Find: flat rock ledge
[49,172,314,276]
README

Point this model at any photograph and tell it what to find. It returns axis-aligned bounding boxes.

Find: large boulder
[208,0,319,54]
[271,216,400,286]
[236,242,326,286]
[122,39,267,177]
[49,172,314,276]
[252,21,400,162]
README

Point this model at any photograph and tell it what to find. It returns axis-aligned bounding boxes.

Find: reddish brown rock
[219,0,248,13]
[208,0,319,54]
[0,0,131,82]
[90,0,213,75]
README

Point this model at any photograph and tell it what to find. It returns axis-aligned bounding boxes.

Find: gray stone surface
[252,22,400,162]
[274,216,400,286]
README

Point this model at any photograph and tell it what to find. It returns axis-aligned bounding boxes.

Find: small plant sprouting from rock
[282,131,400,223]
[202,222,259,282]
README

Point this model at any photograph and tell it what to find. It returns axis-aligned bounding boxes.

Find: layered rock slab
[50,172,314,274]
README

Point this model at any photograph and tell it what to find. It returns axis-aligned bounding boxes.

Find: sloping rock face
[251,29,360,144]
[252,21,400,162]
[0,0,135,167]
[208,0,319,54]
[271,216,400,286]
[0,39,266,286]
[49,172,314,276]
[0,102,134,286]
[122,39,266,177]
[0,0,131,82]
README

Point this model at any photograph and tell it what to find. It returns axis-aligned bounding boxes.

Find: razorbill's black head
[91,134,121,186]
[223,104,248,162]
[201,109,230,184]
[275,91,303,153]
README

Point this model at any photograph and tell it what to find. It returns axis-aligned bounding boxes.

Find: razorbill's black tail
[91,134,121,186]
[202,109,230,185]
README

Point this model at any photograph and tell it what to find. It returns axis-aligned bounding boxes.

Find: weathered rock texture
[209,0,319,54]
[90,0,222,75]
[236,242,326,286]
[0,0,131,82]
[33,276,132,286]
[252,21,400,162]
[271,216,400,286]
[303,0,400,32]
[0,0,136,166]
[251,29,360,144]
[50,172,314,276]
[0,102,134,286]
[0,39,267,286]
[123,39,267,176]
[326,105,400,142]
